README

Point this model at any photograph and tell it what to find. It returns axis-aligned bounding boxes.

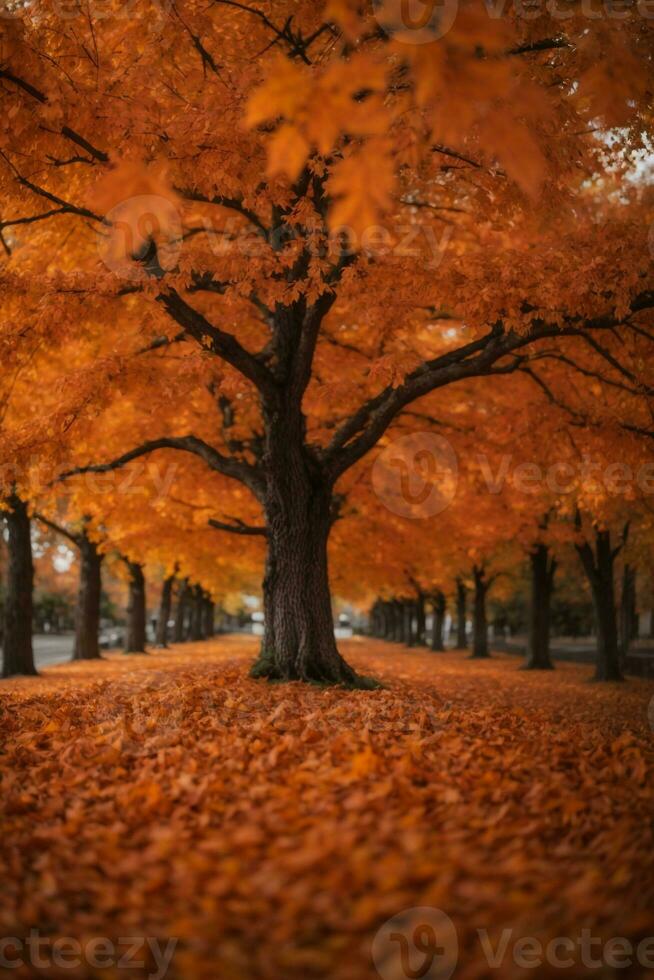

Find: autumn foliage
[1,2,654,975]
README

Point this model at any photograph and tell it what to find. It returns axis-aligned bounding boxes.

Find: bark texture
[1,494,36,678]
[251,457,374,686]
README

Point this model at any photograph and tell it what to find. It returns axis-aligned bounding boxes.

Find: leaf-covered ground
[1,637,653,979]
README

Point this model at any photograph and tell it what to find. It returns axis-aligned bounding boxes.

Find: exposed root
[250,647,381,689]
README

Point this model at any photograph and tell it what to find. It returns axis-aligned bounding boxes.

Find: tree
[2,2,653,683]
[574,517,628,682]
[35,514,105,661]
[155,573,175,648]
[524,542,557,670]
[1,493,36,677]
[124,560,147,654]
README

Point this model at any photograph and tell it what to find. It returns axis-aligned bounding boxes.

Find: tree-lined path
[1,2,654,976]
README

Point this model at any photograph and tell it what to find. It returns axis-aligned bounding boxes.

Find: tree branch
[156,289,277,398]
[323,291,654,479]
[0,68,109,162]
[57,435,265,497]
[208,517,267,536]
[34,513,80,547]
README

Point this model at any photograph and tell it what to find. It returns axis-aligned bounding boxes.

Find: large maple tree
[1,0,653,683]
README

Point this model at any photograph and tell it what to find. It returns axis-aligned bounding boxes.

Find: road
[33,634,75,668]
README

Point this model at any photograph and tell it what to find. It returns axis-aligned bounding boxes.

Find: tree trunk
[124,562,147,654]
[251,470,371,686]
[523,544,556,670]
[155,574,174,647]
[1,493,36,678]
[190,585,204,641]
[73,535,103,660]
[203,596,215,638]
[415,592,426,646]
[174,579,189,643]
[455,578,467,649]
[576,528,623,681]
[619,564,637,655]
[404,600,415,647]
[471,566,490,659]
[431,591,446,651]
[381,602,392,639]
[392,600,404,642]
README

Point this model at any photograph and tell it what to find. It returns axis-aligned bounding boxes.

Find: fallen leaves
[1,637,653,979]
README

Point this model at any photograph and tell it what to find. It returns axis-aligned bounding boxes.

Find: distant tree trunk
[455,578,467,649]
[203,595,215,638]
[415,591,426,645]
[431,591,446,651]
[124,562,147,654]
[381,602,392,638]
[155,574,175,648]
[188,585,204,641]
[73,535,103,660]
[524,543,556,670]
[404,600,415,647]
[471,566,490,659]
[391,600,403,642]
[619,564,637,655]
[576,527,623,681]
[1,493,36,678]
[174,579,189,643]
[371,601,383,637]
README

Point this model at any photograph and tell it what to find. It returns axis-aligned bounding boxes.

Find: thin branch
[34,513,80,547]
[175,186,268,237]
[208,517,267,536]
